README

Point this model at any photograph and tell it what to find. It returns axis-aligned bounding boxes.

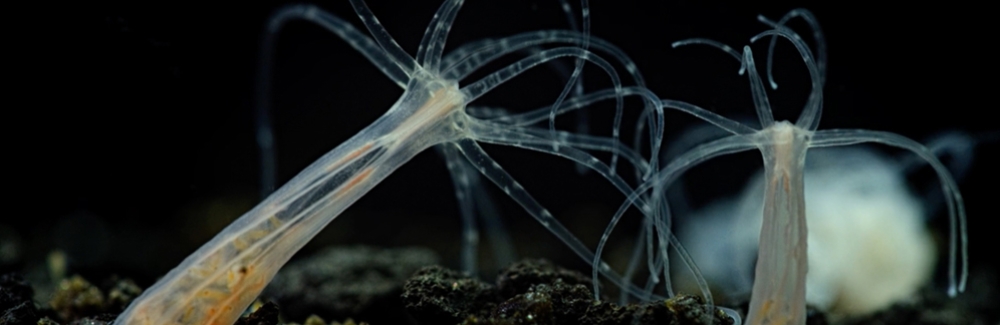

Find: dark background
[5,0,996,299]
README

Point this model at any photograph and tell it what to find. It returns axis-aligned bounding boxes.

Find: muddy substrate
[2,246,996,325]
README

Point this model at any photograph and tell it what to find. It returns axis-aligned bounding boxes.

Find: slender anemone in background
[594,9,968,325]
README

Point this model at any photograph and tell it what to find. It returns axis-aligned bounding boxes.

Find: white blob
[675,147,935,317]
